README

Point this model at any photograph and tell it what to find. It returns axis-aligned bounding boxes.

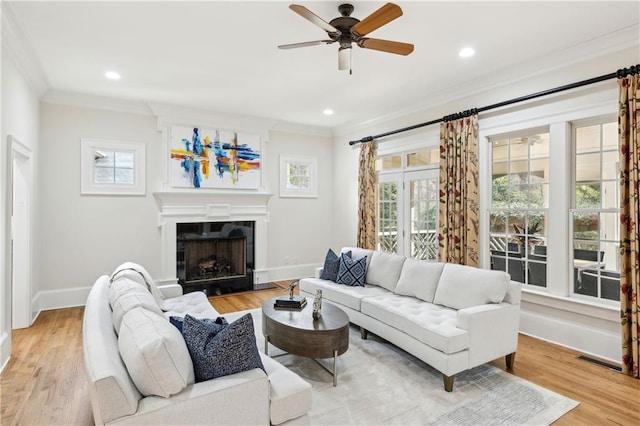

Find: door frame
[7,135,33,329]
[377,168,438,258]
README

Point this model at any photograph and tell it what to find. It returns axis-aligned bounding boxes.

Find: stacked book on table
[274,296,307,310]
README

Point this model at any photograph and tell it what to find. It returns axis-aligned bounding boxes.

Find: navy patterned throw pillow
[336,252,367,286]
[320,249,351,281]
[182,313,265,382]
[169,315,228,334]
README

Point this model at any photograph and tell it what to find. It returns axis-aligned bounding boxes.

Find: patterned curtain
[438,114,480,266]
[619,71,640,378]
[357,142,376,250]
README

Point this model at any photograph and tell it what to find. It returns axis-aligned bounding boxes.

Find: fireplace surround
[153,191,273,292]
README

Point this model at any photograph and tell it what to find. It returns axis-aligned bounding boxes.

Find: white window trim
[279,155,317,198]
[80,138,146,195]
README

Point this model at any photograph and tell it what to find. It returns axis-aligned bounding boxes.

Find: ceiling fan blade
[338,46,351,71]
[357,38,414,55]
[278,40,335,49]
[351,3,403,37]
[289,4,341,37]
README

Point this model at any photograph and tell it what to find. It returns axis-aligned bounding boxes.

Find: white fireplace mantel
[152,190,274,287]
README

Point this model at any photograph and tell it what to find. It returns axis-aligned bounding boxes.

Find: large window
[487,117,619,305]
[376,149,439,260]
[571,120,620,301]
[489,132,549,287]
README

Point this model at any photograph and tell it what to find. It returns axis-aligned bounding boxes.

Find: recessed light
[323,108,334,116]
[458,47,475,58]
[105,70,121,80]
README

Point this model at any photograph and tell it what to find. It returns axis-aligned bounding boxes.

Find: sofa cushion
[299,277,390,311]
[112,262,165,304]
[109,276,151,309]
[433,263,510,310]
[319,249,350,281]
[395,259,445,303]
[112,287,164,334]
[341,247,374,271]
[336,253,367,286]
[260,354,312,425]
[361,294,469,354]
[182,314,265,382]
[366,251,406,292]
[118,307,195,398]
[160,291,220,318]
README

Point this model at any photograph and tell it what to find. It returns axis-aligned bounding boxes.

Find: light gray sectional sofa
[83,262,311,425]
[299,247,521,391]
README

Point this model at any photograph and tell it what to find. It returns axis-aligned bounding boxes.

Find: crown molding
[270,121,333,138]
[40,90,154,116]
[149,101,333,138]
[1,3,49,95]
[333,24,640,139]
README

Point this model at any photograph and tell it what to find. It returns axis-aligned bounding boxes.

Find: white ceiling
[4,1,640,131]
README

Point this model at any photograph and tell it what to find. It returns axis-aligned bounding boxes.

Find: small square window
[280,156,317,198]
[81,138,145,195]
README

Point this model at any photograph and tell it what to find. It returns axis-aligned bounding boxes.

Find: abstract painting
[169,126,261,189]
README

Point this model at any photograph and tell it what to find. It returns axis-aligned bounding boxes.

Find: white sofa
[83,263,312,425]
[299,248,521,392]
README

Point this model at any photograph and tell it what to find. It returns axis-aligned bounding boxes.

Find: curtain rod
[348,64,640,146]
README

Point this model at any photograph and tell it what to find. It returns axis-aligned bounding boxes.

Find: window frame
[569,115,620,305]
[80,138,146,195]
[488,129,551,288]
[375,148,439,259]
[279,155,318,198]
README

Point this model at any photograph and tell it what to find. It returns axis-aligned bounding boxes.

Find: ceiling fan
[278,3,414,73]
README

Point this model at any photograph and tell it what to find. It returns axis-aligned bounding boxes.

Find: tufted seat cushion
[161,291,220,319]
[361,293,469,354]
[299,277,390,311]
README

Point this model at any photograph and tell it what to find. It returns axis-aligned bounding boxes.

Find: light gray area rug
[239,309,578,425]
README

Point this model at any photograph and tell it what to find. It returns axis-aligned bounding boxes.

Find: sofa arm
[314,267,324,279]
[158,284,183,299]
[121,369,270,425]
[456,303,520,368]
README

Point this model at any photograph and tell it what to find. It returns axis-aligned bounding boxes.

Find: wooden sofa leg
[443,374,454,392]
[506,352,516,369]
[360,327,368,340]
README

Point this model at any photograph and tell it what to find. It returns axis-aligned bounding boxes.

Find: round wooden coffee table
[262,297,349,386]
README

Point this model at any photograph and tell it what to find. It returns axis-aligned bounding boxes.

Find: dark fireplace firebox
[177,221,254,295]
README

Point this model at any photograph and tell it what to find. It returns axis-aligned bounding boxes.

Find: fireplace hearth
[177,221,254,294]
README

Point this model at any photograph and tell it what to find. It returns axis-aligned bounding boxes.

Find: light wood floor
[1,281,639,425]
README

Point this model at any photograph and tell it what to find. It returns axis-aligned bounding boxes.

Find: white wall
[34,103,335,306]
[265,130,334,280]
[1,49,41,370]
[36,103,162,309]
[331,46,639,362]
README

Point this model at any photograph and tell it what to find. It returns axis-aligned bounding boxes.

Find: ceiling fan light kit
[278,2,414,73]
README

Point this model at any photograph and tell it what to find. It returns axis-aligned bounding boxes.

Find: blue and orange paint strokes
[170,127,261,189]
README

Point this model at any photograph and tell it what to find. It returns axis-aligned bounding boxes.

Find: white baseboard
[519,308,621,363]
[266,263,319,282]
[33,286,91,312]
[30,265,317,312]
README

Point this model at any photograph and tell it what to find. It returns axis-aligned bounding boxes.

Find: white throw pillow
[365,251,406,291]
[395,259,445,303]
[118,307,195,398]
[433,263,509,310]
